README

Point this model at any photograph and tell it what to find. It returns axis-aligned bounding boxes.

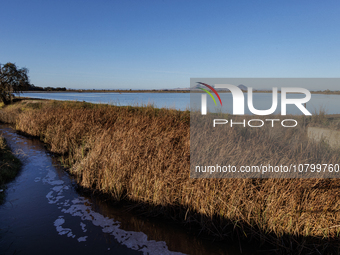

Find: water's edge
[0,124,242,255]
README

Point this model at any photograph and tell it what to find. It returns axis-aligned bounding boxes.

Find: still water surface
[20,92,190,111]
[19,92,340,115]
[0,125,245,255]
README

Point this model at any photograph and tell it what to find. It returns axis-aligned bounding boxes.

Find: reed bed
[1,99,340,253]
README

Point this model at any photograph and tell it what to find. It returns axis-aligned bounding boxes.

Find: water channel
[0,124,247,255]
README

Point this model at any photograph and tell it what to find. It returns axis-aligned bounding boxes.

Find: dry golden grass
[1,99,340,252]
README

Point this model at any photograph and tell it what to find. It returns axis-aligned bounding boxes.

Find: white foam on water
[52,185,69,194]
[59,199,184,254]
[63,199,70,207]
[43,169,57,184]
[46,191,64,204]
[77,236,88,242]
[54,216,75,238]
[80,222,87,233]
[43,157,185,255]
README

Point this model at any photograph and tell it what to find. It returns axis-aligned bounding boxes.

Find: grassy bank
[0,134,22,204]
[1,99,340,253]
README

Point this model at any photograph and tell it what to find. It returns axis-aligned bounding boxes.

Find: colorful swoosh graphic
[199,88,217,105]
[197,82,223,106]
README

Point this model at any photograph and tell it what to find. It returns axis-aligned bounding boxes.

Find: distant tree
[0,62,30,104]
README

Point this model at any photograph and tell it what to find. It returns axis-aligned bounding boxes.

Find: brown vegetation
[0,134,22,204]
[1,99,340,253]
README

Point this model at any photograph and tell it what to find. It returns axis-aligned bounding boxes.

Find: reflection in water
[0,125,244,255]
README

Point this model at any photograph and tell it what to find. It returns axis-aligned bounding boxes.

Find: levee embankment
[1,99,340,253]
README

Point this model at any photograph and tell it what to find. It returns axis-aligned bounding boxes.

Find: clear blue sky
[1,0,340,90]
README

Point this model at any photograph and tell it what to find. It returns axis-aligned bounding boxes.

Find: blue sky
[1,0,340,90]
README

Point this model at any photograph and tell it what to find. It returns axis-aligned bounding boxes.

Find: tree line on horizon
[1,62,340,106]
[0,62,67,104]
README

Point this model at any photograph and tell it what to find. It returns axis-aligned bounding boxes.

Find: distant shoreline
[21,89,340,95]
